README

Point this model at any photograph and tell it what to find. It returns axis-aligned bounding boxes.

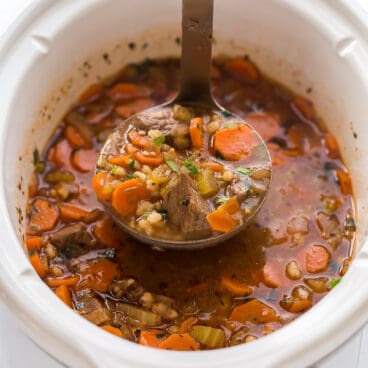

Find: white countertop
[1,1,368,367]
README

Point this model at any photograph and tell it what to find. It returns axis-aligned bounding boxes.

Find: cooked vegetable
[206,196,241,233]
[47,276,80,287]
[117,303,161,326]
[164,155,179,173]
[189,117,204,148]
[173,104,191,121]
[291,96,315,121]
[101,325,123,338]
[213,125,258,161]
[26,236,43,251]
[71,149,97,172]
[224,57,259,83]
[190,325,225,349]
[336,169,352,195]
[54,285,73,307]
[139,329,165,347]
[158,333,200,351]
[229,300,279,324]
[30,252,46,278]
[92,172,114,201]
[45,169,75,183]
[59,204,89,221]
[27,199,59,235]
[197,169,219,198]
[220,277,252,296]
[109,154,132,168]
[305,245,330,274]
[134,151,164,166]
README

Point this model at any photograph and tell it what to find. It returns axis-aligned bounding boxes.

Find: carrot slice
[128,129,153,149]
[71,148,97,172]
[206,196,241,233]
[101,325,123,338]
[109,154,132,168]
[262,262,288,288]
[115,98,152,119]
[125,143,138,155]
[224,57,259,83]
[179,317,198,334]
[305,245,330,274]
[93,217,123,249]
[199,161,224,173]
[134,151,164,167]
[65,125,88,148]
[245,112,281,142]
[230,299,279,324]
[190,117,204,149]
[291,96,315,121]
[47,276,80,287]
[213,125,258,161]
[26,236,43,251]
[47,139,73,169]
[139,329,165,347]
[108,83,148,102]
[112,179,150,216]
[324,134,340,159]
[92,172,113,201]
[158,333,200,351]
[54,284,73,307]
[79,83,103,104]
[59,203,89,221]
[288,299,312,313]
[336,169,352,196]
[220,277,252,296]
[76,258,118,292]
[30,253,46,278]
[27,199,59,235]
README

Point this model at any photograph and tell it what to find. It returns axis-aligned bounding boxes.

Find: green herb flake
[223,122,237,129]
[153,135,165,147]
[236,167,251,176]
[215,196,229,205]
[127,174,136,179]
[182,158,200,176]
[329,278,341,288]
[221,109,232,117]
[156,332,168,339]
[110,165,118,174]
[128,159,135,170]
[33,148,40,166]
[30,225,41,231]
[141,212,151,219]
[164,155,179,173]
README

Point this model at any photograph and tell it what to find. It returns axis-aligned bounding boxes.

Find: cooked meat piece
[162,172,212,239]
[228,175,252,202]
[316,211,343,247]
[133,109,189,137]
[74,289,111,325]
[109,278,145,301]
[50,223,93,249]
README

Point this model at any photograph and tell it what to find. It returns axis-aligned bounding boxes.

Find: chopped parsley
[140,212,151,219]
[215,196,229,205]
[153,135,165,147]
[329,278,341,288]
[221,109,232,117]
[127,174,136,179]
[236,167,251,176]
[30,225,41,231]
[164,155,179,173]
[223,122,237,129]
[110,165,118,174]
[182,158,200,176]
[128,159,135,170]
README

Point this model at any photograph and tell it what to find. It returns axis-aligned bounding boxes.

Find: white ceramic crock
[0,1,368,367]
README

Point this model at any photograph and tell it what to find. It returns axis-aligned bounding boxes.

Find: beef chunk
[162,172,212,239]
[133,109,189,137]
[74,289,111,325]
[50,223,93,249]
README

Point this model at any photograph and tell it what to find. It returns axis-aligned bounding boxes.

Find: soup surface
[25,56,355,350]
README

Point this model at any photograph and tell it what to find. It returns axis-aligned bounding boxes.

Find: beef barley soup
[25,56,355,350]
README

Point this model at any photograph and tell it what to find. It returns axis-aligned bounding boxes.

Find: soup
[25,56,355,350]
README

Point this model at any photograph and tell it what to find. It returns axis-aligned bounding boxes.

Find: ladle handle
[176,0,215,106]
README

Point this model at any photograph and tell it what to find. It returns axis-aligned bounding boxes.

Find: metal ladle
[97,0,272,250]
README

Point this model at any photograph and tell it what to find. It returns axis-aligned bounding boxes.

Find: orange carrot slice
[224,57,259,83]
[291,96,315,121]
[54,284,73,307]
[112,179,150,216]
[190,117,204,149]
[79,83,103,104]
[47,276,80,287]
[230,299,279,324]
[30,253,46,278]
[26,236,43,251]
[139,329,165,347]
[213,125,258,161]
[336,169,352,196]
[92,172,113,201]
[220,277,252,296]
[134,151,164,167]
[206,196,241,233]
[59,203,89,221]
[109,154,133,168]
[27,199,59,235]
[71,148,97,172]
[158,333,200,351]
[93,217,123,249]
[101,325,123,338]
[324,134,340,159]
[305,245,330,274]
